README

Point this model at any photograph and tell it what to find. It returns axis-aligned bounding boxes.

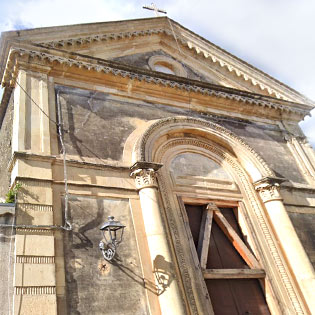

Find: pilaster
[12,70,27,152]
[10,68,57,314]
[12,70,52,155]
[130,161,186,315]
[254,177,315,314]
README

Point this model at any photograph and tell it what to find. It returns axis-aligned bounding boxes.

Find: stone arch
[126,115,308,315]
[127,116,274,182]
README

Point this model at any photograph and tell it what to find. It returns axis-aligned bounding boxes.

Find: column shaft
[255,179,315,313]
[132,165,186,315]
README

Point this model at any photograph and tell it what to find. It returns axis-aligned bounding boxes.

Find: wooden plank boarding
[197,208,213,269]
[203,268,265,279]
[213,208,261,269]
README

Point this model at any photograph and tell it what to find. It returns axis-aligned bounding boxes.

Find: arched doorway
[126,116,309,314]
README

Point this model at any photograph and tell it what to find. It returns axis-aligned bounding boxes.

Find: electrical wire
[56,90,72,230]
[14,79,59,127]
[167,18,183,55]
[0,61,72,231]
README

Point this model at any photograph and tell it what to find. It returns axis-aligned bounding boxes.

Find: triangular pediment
[0,17,312,106]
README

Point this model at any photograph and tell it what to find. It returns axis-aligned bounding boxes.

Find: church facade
[0,17,314,314]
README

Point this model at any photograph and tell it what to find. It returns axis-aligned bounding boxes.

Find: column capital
[130,162,163,190]
[253,176,286,203]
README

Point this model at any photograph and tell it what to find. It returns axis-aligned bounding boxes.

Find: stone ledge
[15,264,56,287]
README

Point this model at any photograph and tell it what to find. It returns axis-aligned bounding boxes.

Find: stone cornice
[1,46,312,119]
[31,20,312,105]
[8,151,131,173]
[38,28,171,49]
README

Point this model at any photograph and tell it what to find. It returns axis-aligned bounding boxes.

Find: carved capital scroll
[253,176,286,202]
[130,161,163,190]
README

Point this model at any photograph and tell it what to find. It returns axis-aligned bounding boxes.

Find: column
[12,70,27,152]
[130,162,186,315]
[254,177,315,313]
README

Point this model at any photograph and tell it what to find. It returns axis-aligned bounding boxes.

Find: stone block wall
[0,94,14,199]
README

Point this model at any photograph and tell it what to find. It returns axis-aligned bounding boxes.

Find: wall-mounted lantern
[99,216,125,261]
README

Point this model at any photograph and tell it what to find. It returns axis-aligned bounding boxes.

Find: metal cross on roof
[143,3,167,17]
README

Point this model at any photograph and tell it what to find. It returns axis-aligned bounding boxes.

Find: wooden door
[185,203,270,315]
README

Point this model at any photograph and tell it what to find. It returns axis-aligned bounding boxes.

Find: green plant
[5,183,22,203]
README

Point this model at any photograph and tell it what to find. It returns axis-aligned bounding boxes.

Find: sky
[0,0,314,145]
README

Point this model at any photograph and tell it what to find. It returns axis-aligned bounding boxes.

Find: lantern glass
[100,216,125,247]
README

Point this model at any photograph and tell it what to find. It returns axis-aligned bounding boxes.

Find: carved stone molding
[16,256,55,264]
[38,28,173,49]
[15,228,54,235]
[130,162,163,190]
[2,48,310,117]
[253,177,286,203]
[17,203,53,212]
[137,116,275,178]
[14,286,56,295]
[157,174,199,315]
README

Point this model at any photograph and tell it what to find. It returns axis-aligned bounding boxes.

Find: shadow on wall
[71,198,105,250]
[107,254,175,296]
[153,255,175,295]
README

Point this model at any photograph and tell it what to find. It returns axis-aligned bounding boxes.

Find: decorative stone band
[17,203,53,212]
[253,176,286,203]
[15,286,56,295]
[16,228,54,235]
[1,47,311,117]
[130,161,163,190]
[16,256,55,264]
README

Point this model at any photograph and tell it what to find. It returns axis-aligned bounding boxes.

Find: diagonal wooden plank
[203,268,265,279]
[197,208,213,269]
[213,209,261,269]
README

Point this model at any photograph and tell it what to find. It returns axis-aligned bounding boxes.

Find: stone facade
[0,17,314,314]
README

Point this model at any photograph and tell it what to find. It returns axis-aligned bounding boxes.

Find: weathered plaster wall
[0,93,13,199]
[216,118,308,184]
[56,85,307,184]
[286,210,315,266]
[56,85,315,268]
[64,196,148,315]
[56,85,186,161]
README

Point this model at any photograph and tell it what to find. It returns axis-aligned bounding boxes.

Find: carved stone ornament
[130,161,163,190]
[137,116,275,178]
[253,176,286,202]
